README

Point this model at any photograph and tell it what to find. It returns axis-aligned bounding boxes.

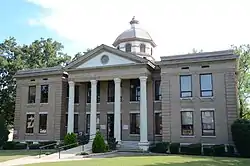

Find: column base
[116,140,122,148]
[138,142,149,151]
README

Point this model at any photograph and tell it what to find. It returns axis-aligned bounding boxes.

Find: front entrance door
[107,114,114,140]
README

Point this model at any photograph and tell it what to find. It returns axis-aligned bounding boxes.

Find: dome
[112,17,156,47]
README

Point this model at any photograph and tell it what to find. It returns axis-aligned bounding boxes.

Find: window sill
[180,97,193,100]
[38,133,47,135]
[180,135,195,138]
[86,103,101,105]
[154,100,162,103]
[107,102,114,104]
[155,134,162,137]
[199,97,214,100]
[40,103,48,105]
[27,103,36,106]
[129,134,140,136]
[74,103,80,105]
[25,133,34,136]
[201,136,216,138]
[129,101,140,104]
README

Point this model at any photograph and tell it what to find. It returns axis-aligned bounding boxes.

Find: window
[201,111,215,136]
[200,73,213,97]
[65,113,79,133]
[151,48,153,55]
[86,114,100,134]
[181,111,194,136]
[97,82,100,103]
[74,85,79,103]
[26,114,35,134]
[130,113,140,134]
[125,43,132,52]
[39,113,47,134]
[155,112,162,135]
[117,45,120,50]
[86,82,100,103]
[130,79,140,101]
[140,44,146,53]
[40,85,49,103]
[107,81,114,102]
[86,82,91,103]
[74,114,79,133]
[180,75,192,98]
[28,86,36,103]
[155,80,161,101]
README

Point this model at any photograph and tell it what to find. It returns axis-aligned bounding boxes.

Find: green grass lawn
[25,155,250,166]
[0,149,55,162]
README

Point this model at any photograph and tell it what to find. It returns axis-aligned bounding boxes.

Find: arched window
[125,43,132,52]
[140,44,146,53]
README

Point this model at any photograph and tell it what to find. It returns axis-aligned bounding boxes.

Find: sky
[1,0,250,60]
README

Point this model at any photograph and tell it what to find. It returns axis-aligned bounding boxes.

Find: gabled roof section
[65,44,149,69]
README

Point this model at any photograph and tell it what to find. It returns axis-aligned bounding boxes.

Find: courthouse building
[13,17,238,150]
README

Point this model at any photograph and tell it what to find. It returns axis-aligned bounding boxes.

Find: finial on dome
[130,16,139,28]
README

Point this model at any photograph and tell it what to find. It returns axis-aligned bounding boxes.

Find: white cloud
[27,0,250,60]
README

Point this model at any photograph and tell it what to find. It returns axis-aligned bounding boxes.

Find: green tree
[0,115,9,147]
[72,48,93,61]
[0,37,71,125]
[232,44,250,119]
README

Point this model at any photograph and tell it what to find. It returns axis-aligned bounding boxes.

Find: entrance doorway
[107,114,114,140]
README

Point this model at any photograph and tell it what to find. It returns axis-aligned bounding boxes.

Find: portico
[67,75,149,150]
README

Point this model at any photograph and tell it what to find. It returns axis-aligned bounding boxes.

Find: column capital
[139,76,148,81]
[90,80,97,85]
[114,78,121,84]
[68,81,75,86]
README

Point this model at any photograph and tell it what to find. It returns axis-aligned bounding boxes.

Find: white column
[67,81,75,133]
[139,76,149,150]
[90,80,97,140]
[114,78,121,144]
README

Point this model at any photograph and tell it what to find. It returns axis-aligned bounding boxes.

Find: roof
[112,17,156,47]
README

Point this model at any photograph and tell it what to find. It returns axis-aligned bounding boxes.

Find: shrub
[226,145,235,157]
[92,131,106,153]
[107,137,118,150]
[29,144,40,150]
[3,141,17,150]
[203,146,214,156]
[149,142,169,153]
[213,144,225,156]
[64,133,78,146]
[169,143,180,154]
[180,143,201,155]
[0,116,10,148]
[78,134,89,145]
[15,143,27,150]
[231,119,250,157]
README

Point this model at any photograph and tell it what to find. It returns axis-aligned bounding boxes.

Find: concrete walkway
[0,145,88,166]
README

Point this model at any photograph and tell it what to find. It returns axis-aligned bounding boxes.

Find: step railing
[39,143,58,158]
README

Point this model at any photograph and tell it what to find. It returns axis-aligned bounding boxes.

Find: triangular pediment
[65,44,148,69]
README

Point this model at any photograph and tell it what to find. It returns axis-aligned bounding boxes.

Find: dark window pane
[86,83,91,103]
[181,111,193,136]
[74,114,78,133]
[26,114,35,134]
[97,82,100,103]
[201,111,215,136]
[86,114,100,134]
[74,85,79,103]
[130,79,140,101]
[39,114,47,134]
[140,44,146,53]
[180,75,192,98]
[28,86,36,103]
[107,81,114,102]
[200,74,213,97]
[130,113,140,134]
[125,43,132,52]
[40,85,49,103]
[155,80,161,101]
[155,113,162,135]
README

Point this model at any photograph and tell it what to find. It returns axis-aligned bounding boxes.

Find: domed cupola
[113,16,156,61]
